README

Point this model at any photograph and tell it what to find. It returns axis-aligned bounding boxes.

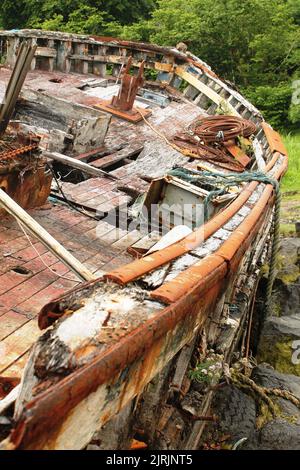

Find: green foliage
[189,353,223,385]
[121,0,300,130]
[189,360,216,384]
[244,84,293,130]
[0,1,157,32]
[0,0,299,130]
[0,0,29,29]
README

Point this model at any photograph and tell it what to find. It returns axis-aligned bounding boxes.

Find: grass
[279,132,300,233]
[281,132,300,193]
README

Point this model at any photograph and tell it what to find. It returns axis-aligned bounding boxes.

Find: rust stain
[11,279,225,449]
[151,155,287,304]
[0,135,52,214]
[262,123,288,156]
[0,376,20,399]
[129,439,148,450]
[224,141,251,167]
[105,150,283,284]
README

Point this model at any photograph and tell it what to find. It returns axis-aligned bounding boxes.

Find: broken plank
[92,146,143,169]
[44,151,117,180]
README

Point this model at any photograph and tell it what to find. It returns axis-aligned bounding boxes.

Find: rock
[250,419,300,450]
[251,363,300,424]
[252,363,300,399]
[271,278,300,317]
[210,385,256,444]
[275,238,300,315]
[278,238,300,268]
[262,238,300,317]
[257,314,300,375]
[213,365,300,450]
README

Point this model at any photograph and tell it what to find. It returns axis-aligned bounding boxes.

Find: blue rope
[168,167,279,221]
[168,167,281,313]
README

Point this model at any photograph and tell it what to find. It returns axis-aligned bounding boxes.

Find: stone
[270,277,300,317]
[252,363,300,399]
[251,363,300,424]
[257,314,300,375]
[210,385,257,444]
[269,238,300,316]
[249,419,300,450]
[278,238,300,267]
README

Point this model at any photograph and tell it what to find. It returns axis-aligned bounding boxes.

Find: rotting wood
[105,152,283,285]
[170,336,197,394]
[0,42,37,136]
[44,151,117,180]
[0,29,289,451]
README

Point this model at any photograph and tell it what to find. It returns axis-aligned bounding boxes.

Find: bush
[244,84,295,131]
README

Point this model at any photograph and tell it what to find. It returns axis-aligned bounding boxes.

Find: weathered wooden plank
[0,311,28,341]
[176,66,238,116]
[35,47,57,58]
[44,151,117,180]
[0,188,95,282]
[1,352,29,379]
[0,320,40,373]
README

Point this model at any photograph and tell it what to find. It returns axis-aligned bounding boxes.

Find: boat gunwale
[7,146,287,449]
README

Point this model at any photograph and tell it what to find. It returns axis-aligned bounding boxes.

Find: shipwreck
[0,30,288,450]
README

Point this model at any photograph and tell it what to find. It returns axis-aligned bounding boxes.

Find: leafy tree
[0,1,157,31]
[0,0,29,29]
[121,0,300,128]
[0,0,299,129]
[245,84,293,130]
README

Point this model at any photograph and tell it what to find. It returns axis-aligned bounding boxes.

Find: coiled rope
[168,167,281,314]
[137,110,279,311]
[173,115,257,171]
[189,115,257,143]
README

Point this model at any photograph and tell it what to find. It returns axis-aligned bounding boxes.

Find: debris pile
[173,115,257,171]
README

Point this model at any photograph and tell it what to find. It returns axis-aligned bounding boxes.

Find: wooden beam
[44,151,117,180]
[176,66,238,116]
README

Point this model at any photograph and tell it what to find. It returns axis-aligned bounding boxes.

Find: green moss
[271,300,282,317]
[280,226,296,236]
[258,340,300,375]
[277,270,300,285]
[260,264,269,276]
[256,401,281,429]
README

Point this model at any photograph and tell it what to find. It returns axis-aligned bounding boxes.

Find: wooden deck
[0,179,152,378]
[0,68,220,382]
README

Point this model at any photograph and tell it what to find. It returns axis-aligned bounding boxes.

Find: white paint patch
[56,304,108,350]
[55,293,137,350]
[253,138,266,171]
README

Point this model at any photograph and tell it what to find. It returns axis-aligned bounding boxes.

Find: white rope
[16,220,80,283]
